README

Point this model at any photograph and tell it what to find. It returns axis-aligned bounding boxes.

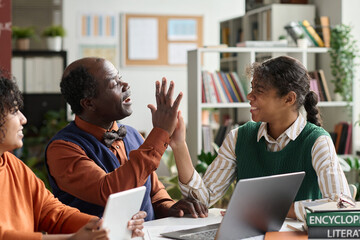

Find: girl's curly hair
[0,72,23,141]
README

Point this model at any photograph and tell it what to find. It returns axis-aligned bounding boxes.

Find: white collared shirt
[179,114,350,221]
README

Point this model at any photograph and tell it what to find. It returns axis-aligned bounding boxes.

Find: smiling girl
[170,56,350,221]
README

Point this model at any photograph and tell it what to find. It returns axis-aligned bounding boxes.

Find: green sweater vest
[235,121,329,201]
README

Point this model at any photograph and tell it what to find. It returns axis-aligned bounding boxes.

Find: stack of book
[305,201,360,239]
[201,71,248,103]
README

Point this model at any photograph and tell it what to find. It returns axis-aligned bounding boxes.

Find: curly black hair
[247,56,322,126]
[60,66,98,115]
[0,72,24,141]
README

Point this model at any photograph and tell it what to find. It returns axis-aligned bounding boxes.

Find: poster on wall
[78,12,118,40]
[167,19,197,41]
[79,45,117,66]
[128,17,158,60]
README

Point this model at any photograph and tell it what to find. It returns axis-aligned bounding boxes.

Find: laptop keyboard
[179,229,217,240]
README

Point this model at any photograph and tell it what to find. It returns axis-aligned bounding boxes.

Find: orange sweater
[0,152,93,240]
[46,116,175,218]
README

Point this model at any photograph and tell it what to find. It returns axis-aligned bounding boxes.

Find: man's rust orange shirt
[46,116,175,218]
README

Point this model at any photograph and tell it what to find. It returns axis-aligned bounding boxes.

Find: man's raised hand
[148,77,183,136]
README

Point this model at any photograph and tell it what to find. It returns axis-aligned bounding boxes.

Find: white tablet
[102,186,146,240]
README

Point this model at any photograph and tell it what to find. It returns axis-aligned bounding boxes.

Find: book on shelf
[212,72,228,103]
[229,72,245,102]
[201,71,211,103]
[309,70,325,101]
[230,72,248,102]
[216,71,233,103]
[209,73,221,103]
[221,27,230,58]
[334,122,352,154]
[236,40,288,48]
[221,72,238,102]
[225,72,241,102]
[318,69,332,101]
[309,78,321,102]
[301,20,325,47]
[201,76,206,103]
[202,71,219,103]
[320,16,331,48]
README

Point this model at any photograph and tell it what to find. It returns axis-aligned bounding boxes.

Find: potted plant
[329,24,359,103]
[42,25,66,51]
[278,35,288,46]
[12,26,35,50]
[297,33,307,48]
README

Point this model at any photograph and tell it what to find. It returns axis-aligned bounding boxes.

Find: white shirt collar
[257,114,307,142]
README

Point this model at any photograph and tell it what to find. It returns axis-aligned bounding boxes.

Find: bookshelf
[187,47,354,164]
[220,4,316,46]
[11,50,67,128]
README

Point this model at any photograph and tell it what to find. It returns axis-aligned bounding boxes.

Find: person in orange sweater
[45,57,207,220]
[0,72,146,240]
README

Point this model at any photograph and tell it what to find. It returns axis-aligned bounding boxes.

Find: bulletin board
[123,14,203,66]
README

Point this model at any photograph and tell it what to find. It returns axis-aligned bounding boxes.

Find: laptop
[161,171,305,240]
[102,186,146,240]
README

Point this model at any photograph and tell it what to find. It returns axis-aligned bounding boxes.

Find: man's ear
[80,98,96,112]
[284,91,297,105]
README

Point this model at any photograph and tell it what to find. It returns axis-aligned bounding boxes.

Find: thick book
[320,16,331,48]
[308,226,360,239]
[307,211,360,227]
[318,69,332,101]
[301,20,325,47]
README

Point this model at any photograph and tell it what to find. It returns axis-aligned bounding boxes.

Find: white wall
[62,0,245,135]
